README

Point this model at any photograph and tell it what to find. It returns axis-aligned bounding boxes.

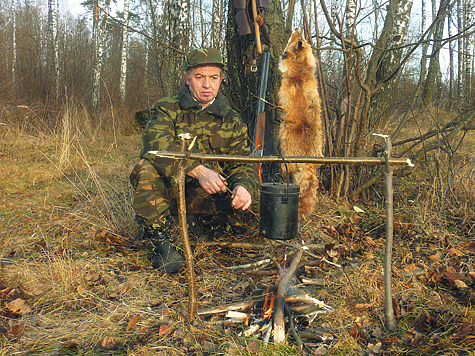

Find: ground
[1,122,475,355]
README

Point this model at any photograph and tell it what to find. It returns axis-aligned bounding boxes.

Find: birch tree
[119,0,130,102]
[211,0,220,47]
[166,0,187,96]
[11,0,16,88]
[92,0,107,108]
[54,0,60,100]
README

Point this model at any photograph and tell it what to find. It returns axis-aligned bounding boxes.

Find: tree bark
[225,0,287,180]
[92,0,107,108]
[364,0,414,129]
[119,0,130,103]
[211,0,220,47]
[422,0,447,102]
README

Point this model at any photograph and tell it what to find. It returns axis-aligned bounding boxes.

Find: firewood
[197,300,252,315]
[274,247,305,344]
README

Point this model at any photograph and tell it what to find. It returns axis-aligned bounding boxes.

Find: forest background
[1,0,475,354]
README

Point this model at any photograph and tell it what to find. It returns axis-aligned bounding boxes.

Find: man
[130,48,259,273]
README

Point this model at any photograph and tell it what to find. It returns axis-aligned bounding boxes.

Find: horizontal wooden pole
[146,151,414,167]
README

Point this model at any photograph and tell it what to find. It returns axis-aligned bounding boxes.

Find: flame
[244,300,254,326]
[264,296,276,319]
[262,287,269,314]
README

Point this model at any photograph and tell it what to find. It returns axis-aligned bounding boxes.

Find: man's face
[185,65,223,108]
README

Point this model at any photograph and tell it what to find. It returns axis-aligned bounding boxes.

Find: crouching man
[130,48,259,273]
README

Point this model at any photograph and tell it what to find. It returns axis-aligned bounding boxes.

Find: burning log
[274,247,305,344]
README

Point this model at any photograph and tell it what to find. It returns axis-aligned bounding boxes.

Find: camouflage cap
[184,48,225,71]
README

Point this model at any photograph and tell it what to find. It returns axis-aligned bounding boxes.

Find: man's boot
[145,221,185,274]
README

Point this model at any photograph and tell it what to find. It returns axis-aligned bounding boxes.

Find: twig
[222,258,272,270]
[285,304,303,349]
[178,135,196,322]
[262,319,273,345]
[264,253,284,275]
[203,241,268,250]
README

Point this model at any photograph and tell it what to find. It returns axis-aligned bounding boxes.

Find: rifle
[252,50,270,183]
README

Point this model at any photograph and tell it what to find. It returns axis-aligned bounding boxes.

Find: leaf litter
[1,132,475,355]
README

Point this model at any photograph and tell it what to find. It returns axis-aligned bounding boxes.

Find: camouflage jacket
[140,85,259,198]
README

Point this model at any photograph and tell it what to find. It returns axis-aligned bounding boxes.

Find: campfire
[198,247,334,345]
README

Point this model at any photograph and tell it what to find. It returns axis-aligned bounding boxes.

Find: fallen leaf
[447,248,464,257]
[372,327,383,338]
[355,303,375,310]
[428,253,441,262]
[100,336,117,350]
[32,287,43,296]
[372,342,382,354]
[5,299,31,315]
[454,280,468,289]
[125,313,141,332]
[7,324,23,338]
[248,339,259,354]
[362,236,376,247]
[353,206,364,213]
[455,323,475,337]
[315,346,328,355]
[77,285,86,294]
[159,324,173,336]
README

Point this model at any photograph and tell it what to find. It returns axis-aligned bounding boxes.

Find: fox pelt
[278,29,323,220]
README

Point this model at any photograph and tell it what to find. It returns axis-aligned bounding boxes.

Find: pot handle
[277,154,290,203]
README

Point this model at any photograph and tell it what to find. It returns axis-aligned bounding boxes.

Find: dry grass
[1,101,475,355]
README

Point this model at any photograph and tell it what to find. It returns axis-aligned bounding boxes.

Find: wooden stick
[202,241,268,250]
[197,300,252,315]
[222,258,272,270]
[274,247,305,344]
[145,151,413,167]
[197,291,314,315]
[178,136,196,322]
[383,135,396,332]
[285,303,302,348]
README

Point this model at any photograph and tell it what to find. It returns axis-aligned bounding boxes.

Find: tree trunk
[448,5,454,107]
[166,0,189,96]
[457,0,464,98]
[211,0,220,47]
[11,0,16,89]
[463,0,473,96]
[422,0,447,102]
[225,0,287,180]
[54,0,60,100]
[363,0,414,130]
[119,0,130,103]
[92,0,107,108]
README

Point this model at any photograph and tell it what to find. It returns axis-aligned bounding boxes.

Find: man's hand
[188,165,227,194]
[232,185,252,211]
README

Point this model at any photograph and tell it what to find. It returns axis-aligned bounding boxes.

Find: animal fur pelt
[278,29,323,220]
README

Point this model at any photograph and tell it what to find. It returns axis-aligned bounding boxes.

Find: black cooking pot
[259,164,300,240]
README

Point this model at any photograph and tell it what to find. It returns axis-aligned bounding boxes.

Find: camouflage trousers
[130,159,259,228]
